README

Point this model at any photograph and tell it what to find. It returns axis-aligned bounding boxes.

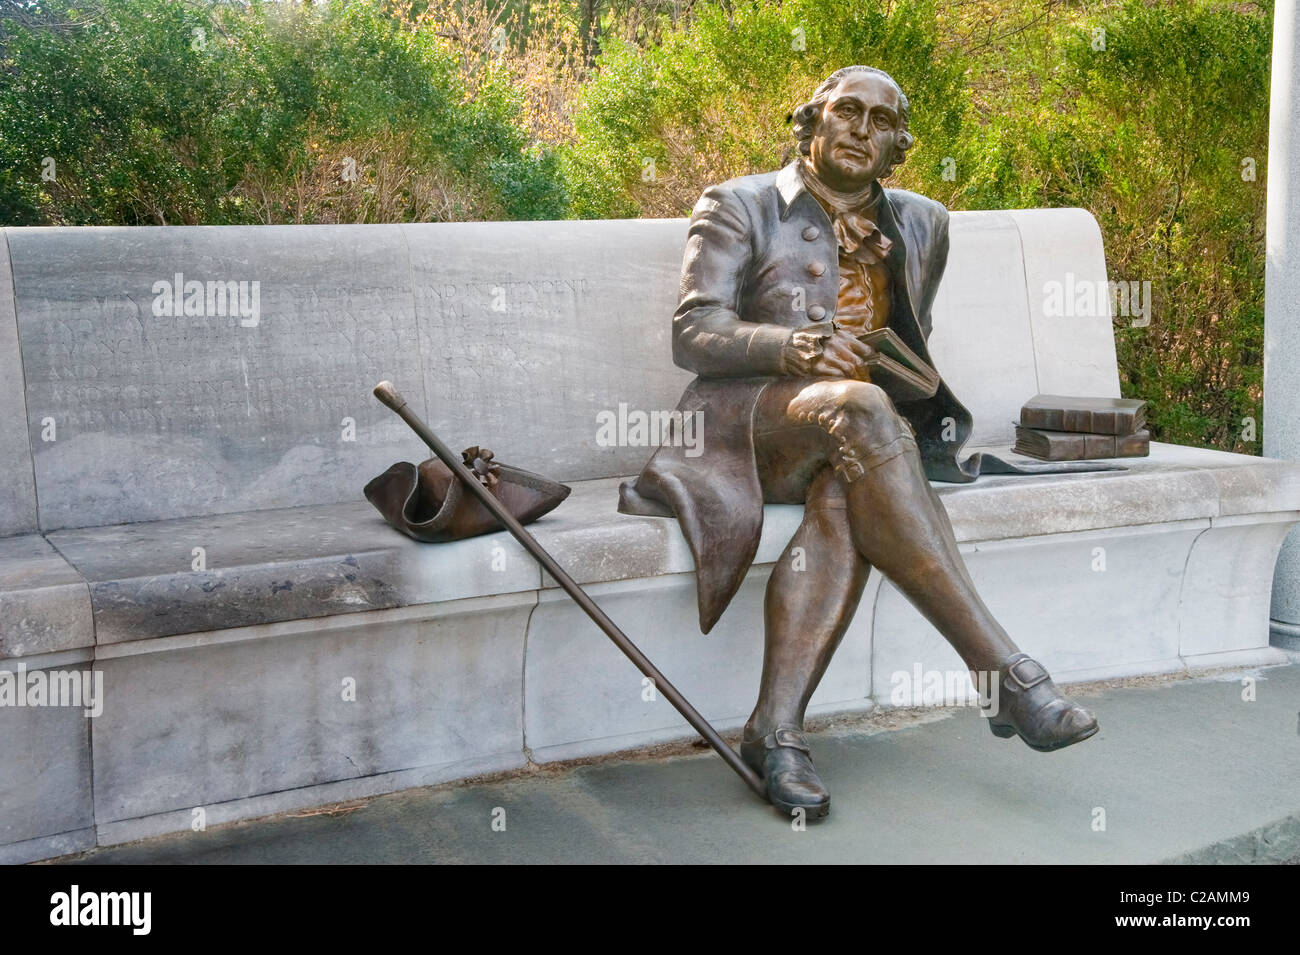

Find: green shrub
[562,0,968,218]
[959,0,1270,452]
[0,0,566,224]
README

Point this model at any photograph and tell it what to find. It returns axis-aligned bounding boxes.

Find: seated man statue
[619,65,1100,819]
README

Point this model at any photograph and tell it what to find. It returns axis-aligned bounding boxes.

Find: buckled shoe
[987,653,1099,752]
[741,725,831,819]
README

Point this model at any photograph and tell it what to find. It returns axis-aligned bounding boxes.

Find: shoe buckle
[771,726,811,753]
[1006,656,1049,690]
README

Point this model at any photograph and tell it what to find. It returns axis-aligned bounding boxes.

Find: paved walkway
[66,663,1300,864]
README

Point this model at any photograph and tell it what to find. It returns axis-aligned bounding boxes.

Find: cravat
[799,161,893,265]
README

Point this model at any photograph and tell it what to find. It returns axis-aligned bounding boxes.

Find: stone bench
[2,210,1297,862]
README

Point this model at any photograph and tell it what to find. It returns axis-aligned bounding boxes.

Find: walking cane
[373,381,766,800]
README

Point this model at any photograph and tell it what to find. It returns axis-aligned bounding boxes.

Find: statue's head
[791,66,914,191]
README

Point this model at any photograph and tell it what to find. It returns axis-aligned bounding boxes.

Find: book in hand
[853,327,941,402]
[1020,394,1147,436]
[1013,424,1150,460]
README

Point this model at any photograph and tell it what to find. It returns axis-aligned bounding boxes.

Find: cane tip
[373,380,406,410]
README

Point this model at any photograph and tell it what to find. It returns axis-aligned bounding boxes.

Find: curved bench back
[3,209,1119,531]
[0,232,39,536]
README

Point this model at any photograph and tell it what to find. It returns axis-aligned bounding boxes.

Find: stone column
[1267,0,1300,649]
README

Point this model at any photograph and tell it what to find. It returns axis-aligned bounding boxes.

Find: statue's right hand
[782,328,873,379]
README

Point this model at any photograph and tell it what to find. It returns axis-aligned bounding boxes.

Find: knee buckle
[791,386,916,483]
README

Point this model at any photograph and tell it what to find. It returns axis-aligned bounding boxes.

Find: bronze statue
[619,66,1101,819]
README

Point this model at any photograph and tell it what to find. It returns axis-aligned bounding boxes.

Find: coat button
[807,262,826,277]
[802,226,820,241]
[807,305,827,321]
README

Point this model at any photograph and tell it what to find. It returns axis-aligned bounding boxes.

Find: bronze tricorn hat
[364,446,570,543]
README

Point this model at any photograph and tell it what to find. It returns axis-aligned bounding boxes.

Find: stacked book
[1013,394,1150,461]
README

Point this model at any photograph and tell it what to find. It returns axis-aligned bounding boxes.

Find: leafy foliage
[0,0,566,224]
[563,0,969,218]
[951,1,1271,452]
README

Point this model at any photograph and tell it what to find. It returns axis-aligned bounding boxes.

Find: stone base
[4,442,1300,861]
[81,510,1300,850]
[1270,617,1300,651]
[88,596,532,844]
[0,827,96,866]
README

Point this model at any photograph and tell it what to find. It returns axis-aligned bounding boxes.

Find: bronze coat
[618,160,1103,633]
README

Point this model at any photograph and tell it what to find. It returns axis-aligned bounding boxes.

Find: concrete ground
[61,662,1300,864]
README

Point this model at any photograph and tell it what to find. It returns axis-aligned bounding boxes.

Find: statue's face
[807,72,902,191]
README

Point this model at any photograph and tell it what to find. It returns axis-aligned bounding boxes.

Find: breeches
[752,378,919,505]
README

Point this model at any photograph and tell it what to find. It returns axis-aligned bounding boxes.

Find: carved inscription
[26,279,421,442]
